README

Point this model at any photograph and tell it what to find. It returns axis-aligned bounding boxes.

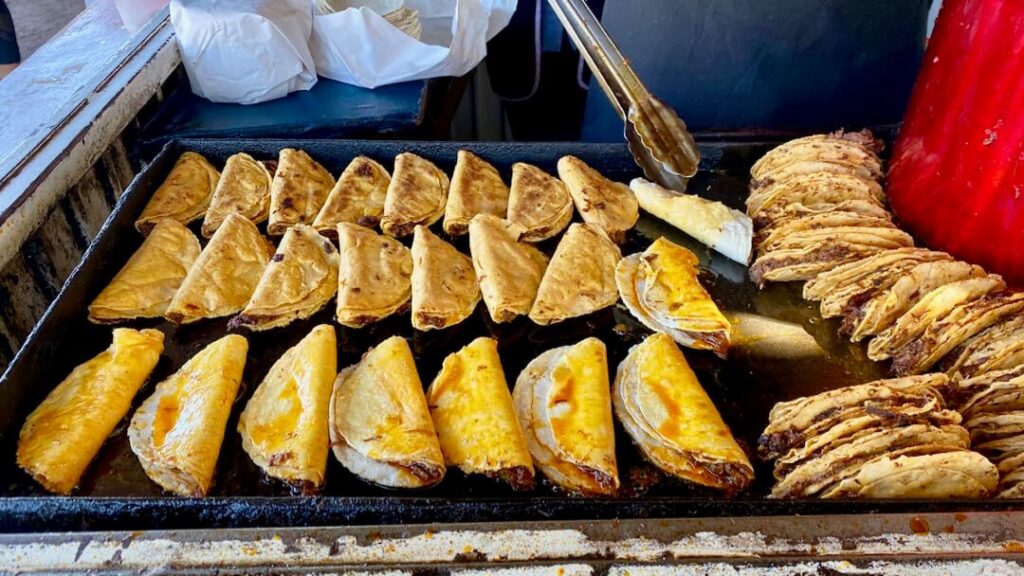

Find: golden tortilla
[88,219,201,323]
[335,222,413,328]
[443,150,510,236]
[507,162,573,242]
[136,151,220,234]
[267,148,336,235]
[613,333,753,491]
[468,213,548,323]
[238,325,337,490]
[165,214,274,324]
[128,334,248,496]
[329,336,445,488]
[512,337,619,495]
[557,155,638,242]
[411,225,480,331]
[313,155,390,234]
[529,223,621,325]
[17,328,164,494]
[201,152,273,238]
[426,337,534,490]
[380,152,449,237]
[616,238,731,357]
[231,224,339,331]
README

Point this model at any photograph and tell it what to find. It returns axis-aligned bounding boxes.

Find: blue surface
[582,0,930,140]
[139,77,426,149]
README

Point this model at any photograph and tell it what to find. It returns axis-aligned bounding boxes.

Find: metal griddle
[0,139,1021,533]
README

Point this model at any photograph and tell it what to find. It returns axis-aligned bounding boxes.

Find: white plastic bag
[171,0,318,104]
[310,0,516,88]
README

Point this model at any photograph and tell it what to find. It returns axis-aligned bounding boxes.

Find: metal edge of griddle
[1,512,1023,573]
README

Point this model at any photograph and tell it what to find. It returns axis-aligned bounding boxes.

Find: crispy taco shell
[231,225,339,331]
[335,222,413,328]
[136,152,220,234]
[820,450,997,499]
[443,150,509,236]
[313,155,390,233]
[844,259,985,342]
[529,223,621,325]
[945,315,1024,381]
[410,225,480,330]
[557,155,638,242]
[380,152,449,238]
[267,148,336,235]
[506,162,573,242]
[88,219,201,323]
[201,152,273,237]
[891,293,1024,376]
[867,275,1005,361]
[468,213,548,323]
[165,214,274,324]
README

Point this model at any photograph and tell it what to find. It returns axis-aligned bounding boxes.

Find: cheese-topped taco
[238,325,337,491]
[512,337,619,495]
[426,337,534,490]
[17,328,164,494]
[128,334,248,496]
[329,336,445,488]
[613,333,753,491]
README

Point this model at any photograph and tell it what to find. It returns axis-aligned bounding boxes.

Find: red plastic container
[888,0,1024,285]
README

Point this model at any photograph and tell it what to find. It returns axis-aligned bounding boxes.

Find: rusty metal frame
[1,513,1022,573]
[0,11,179,272]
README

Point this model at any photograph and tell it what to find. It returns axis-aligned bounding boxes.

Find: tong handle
[545,0,645,121]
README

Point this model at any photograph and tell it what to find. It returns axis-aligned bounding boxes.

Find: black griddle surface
[0,139,1018,532]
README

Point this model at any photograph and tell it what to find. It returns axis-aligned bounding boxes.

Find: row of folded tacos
[86,211,732,361]
[135,148,639,245]
[17,326,752,497]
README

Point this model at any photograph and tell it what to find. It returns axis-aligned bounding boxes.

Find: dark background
[482,0,932,141]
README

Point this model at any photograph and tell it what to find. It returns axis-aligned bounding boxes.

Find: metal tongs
[547,0,700,192]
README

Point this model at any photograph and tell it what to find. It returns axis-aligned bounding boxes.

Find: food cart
[0,0,1021,573]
